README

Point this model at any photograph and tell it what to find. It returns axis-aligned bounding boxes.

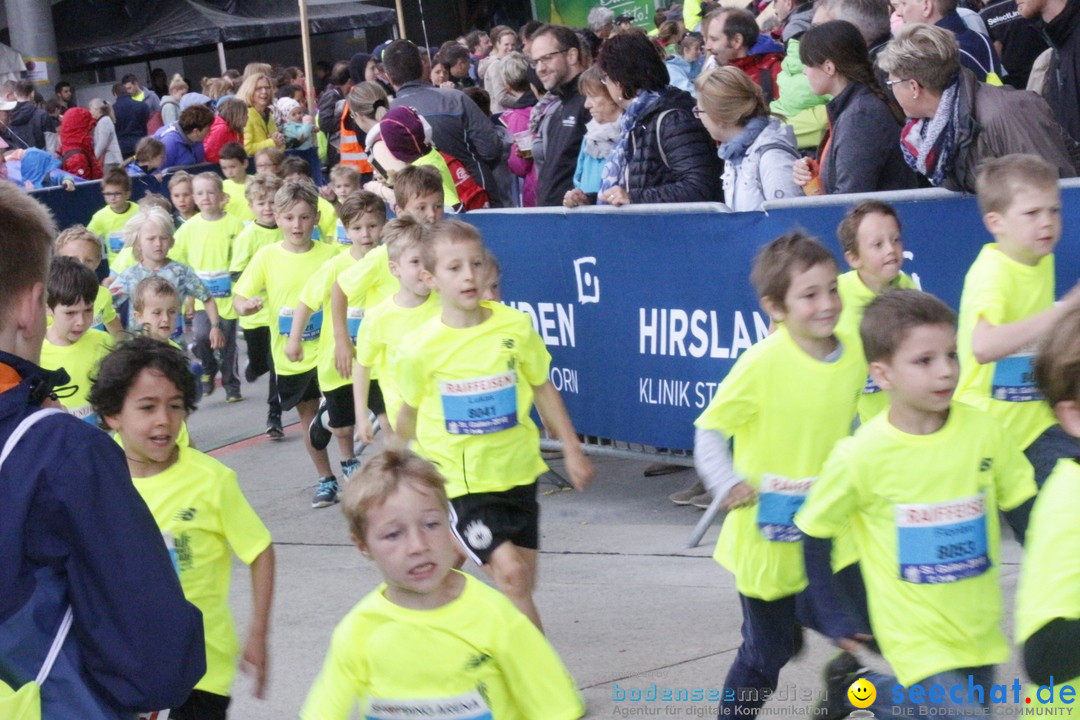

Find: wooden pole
[216,42,227,75]
[298,0,316,114]
[395,0,407,39]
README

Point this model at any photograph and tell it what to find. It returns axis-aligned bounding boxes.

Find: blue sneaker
[312,476,339,508]
[341,458,361,480]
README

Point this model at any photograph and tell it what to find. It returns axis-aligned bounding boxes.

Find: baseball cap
[0,99,16,111]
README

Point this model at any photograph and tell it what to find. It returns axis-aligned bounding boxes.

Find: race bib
[70,403,98,426]
[278,307,323,341]
[992,345,1040,402]
[896,494,990,584]
[196,270,232,299]
[347,307,364,341]
[440,371,517,435]
[107,231,124,254]
[92,311,106,332]
[336,220,352,245]
[757,474,814,542]
[365,692,492,720]
[171,312,184,340]
[862,375,881,395]
[312,226,322,242]
[162,531,180,576]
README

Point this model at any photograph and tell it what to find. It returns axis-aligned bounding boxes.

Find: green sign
[532,0,658,29]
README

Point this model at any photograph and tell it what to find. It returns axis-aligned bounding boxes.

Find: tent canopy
[55,0,396,70]
[0,41,25,83]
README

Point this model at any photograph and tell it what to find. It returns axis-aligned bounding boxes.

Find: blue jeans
[864,665,995,717]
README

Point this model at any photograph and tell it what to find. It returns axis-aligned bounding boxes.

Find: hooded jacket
[819,82,917,194]
[619,86,723,204]
[59,107,101,180]
[731,34,786,103]
[771,4,829,148]
[535,74,592,207]
[203,114,243,164]
[946,67,1076,191]
[153,122,205,168]
[722,116,802,211]
[113,94,150,157]
[0,351,205,719]
[8,100,46,149]
[1034,0,1080,141]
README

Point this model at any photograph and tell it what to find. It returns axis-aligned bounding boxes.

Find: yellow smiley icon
[848,677,876,709]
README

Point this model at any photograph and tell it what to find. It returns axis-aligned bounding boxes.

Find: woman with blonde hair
[161,74,188,126]
[236,72,285,154]
[694,66,802,211]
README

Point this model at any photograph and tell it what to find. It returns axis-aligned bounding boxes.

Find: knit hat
[379,106,430,163]
[275,96,301,119]
[348,52,373,84]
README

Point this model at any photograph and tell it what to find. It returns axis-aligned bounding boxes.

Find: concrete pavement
[186,365,1028,719]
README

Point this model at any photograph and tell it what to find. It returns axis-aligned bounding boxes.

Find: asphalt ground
[186,353,1028,720]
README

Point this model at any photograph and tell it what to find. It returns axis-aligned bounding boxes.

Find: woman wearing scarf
[878,23,1076,193]
[793,20,916,195]
[695,67,803,212]
[595,30,722,206]
[563,66,623,207]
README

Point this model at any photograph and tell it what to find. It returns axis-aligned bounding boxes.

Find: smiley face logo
[848,677,876,708]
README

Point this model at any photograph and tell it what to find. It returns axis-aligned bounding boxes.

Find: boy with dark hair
[40,257,114,425]
[218,142,254,222]
[53,225,122,336]
[694,231,868,715]
[91,336,275,718]
[87,168,137,263]
[797,289,1036,716]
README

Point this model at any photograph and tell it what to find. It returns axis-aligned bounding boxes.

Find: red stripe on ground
[208,422,301,458]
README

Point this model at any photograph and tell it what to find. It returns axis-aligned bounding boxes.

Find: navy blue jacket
[938,11,1005,82]
[0,351,204,718]
[113,94,150,158]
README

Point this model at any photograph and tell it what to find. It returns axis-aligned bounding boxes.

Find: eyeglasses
[884,78,910,88]
[529,49,567,68]
[692,106,704,118]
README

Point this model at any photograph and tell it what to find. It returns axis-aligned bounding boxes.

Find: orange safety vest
[339,113,373,174]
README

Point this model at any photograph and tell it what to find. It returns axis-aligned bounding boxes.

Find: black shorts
[324,379,386,428]
[450,482,539,565]
[276,368,320,411]
[172,689,230,720]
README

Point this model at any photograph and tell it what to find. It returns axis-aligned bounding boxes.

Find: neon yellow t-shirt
[297,250,366,393]
[413,147,461,208]
[836,270,917,422]
[46,285,117,333]
[694,325,865,601]
[355,293,441,429]
[233,241,340,376]
[956,244,1057,449]
[1016,458,1080,708]
[336,244,399,310]
[222,177,255,223]
[300,572,584,720]
[796,403,1036,686]
[230,222,282,330]
[131,444,271,697]
[172,213,246,321]
[311,196,339,248]
[110,246,137,275]
[397,302,550,497]
[39,328,113,425]
[88,201,137,263]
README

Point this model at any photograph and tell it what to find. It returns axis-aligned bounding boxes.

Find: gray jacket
[722,118,803,211]
[392,82,507,206]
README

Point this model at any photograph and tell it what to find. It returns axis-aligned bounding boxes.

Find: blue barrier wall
[467,189,1080,450]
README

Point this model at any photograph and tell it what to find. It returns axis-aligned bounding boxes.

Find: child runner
[396,219,593,630]
[233,180,340,508]
[90,336,275,719]
[300,449,584,720]
[53,225,122,336]
[87,167,137,265]
[218,142,255,223]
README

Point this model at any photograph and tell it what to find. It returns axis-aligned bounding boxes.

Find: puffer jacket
[620,86,723,204]
[947,67,1077,191]
[818,82,917,194]
[722,117,803,211]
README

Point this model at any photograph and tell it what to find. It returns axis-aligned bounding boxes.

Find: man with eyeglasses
[530,25,592,207]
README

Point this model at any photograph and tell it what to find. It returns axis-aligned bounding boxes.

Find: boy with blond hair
[797,290,1036,716]
[234,180,340,507]
[53,225,122,336]
[232,173,286,437]
[168,170,197,225]
[328,165,364,244]
[396,220,593,630]
[958,154,1080,487]
[301,450,584,720]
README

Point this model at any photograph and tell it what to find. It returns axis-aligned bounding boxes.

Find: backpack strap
[0,408,71,686]
[655,109,676,168]
[757,142,801,160]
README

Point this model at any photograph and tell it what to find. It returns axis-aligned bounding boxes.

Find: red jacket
[58,107,101,180]
[203,115,243,164]
[731,49,785,104]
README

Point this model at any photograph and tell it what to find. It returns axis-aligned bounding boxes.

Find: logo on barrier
[574,257,600,304]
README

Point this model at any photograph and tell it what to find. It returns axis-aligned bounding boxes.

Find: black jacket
[621,87,722,204]
[535,75,591,207]
[1037,0,1080,142]
[8,100,46,149]
[819,82,916,194]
